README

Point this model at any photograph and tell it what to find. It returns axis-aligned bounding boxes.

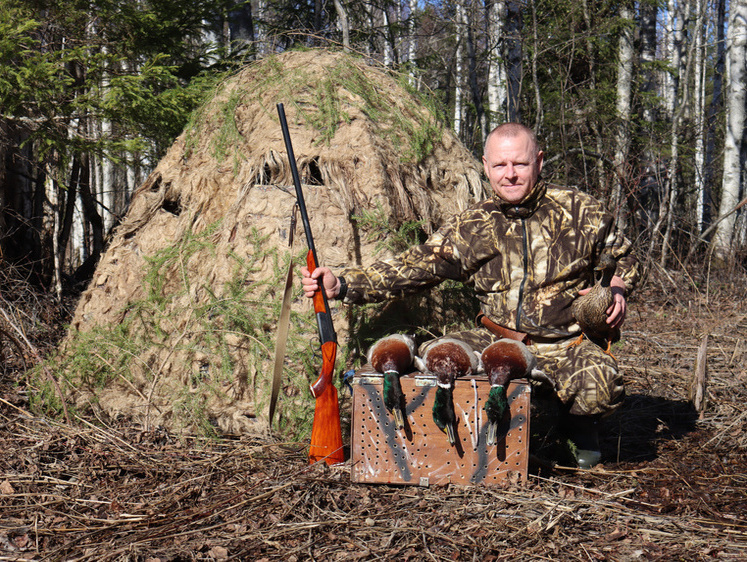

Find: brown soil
[1,270,746,561]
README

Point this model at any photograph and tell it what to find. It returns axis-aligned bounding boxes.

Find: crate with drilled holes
[350,370,530,486]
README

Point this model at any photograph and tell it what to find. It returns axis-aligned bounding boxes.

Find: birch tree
[453,0,467,136]
[611,4,635,233]
[692,0,707,233]
[486,0,507,128]
[713,0,747,260]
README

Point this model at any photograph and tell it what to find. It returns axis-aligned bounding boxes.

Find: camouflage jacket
[341,181,639,340]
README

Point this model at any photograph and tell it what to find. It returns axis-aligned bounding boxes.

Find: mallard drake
[417,338,478,445]
[367,334,416,429]
[481,339,542,446]
[570,253,618,354]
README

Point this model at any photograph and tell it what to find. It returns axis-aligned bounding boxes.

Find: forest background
[0,0,746,306]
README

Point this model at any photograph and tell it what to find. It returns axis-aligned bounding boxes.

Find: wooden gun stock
[277,103,344,466]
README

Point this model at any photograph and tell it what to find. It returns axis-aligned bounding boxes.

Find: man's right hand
[301,266,341,299]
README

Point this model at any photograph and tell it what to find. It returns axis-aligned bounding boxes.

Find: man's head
[482,123,544,205]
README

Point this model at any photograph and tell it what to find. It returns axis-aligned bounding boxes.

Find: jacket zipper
[515,216,529,332]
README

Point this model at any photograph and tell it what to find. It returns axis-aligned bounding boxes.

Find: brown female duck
[570,253,618,354]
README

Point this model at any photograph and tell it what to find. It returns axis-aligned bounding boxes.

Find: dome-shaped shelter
[54,49,488,436]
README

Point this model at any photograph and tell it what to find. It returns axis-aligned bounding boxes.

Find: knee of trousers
[553,342,625,417]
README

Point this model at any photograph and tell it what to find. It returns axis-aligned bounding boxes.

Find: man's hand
[301,266,341,299]
[577,275,627,329]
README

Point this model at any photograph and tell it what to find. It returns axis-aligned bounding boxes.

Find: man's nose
[505,163,515,176]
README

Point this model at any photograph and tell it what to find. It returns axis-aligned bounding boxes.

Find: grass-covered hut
[39,49,488,437]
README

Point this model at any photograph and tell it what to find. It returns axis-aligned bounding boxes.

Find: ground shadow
[601,393,699,464]
[528,392,698,470]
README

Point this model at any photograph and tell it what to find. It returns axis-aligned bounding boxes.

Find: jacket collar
[494,179,547,219]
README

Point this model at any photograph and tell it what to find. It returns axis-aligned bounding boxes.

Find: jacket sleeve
[339,206,500,304]
[340,230,468,304]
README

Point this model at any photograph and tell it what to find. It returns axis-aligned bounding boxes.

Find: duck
[570,253,618,355]
[367,334,416,429]
[480,339,543,446]
[416,338,478,445]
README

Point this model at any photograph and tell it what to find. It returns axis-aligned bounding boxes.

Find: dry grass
[1,267,747,561]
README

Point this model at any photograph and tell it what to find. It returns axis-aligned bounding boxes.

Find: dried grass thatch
[50,49,487,437]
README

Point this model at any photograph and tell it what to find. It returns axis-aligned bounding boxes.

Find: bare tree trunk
[661,0,702,268]
[78,152,105,260]
[453,0,466,136]
[486,0,507,128]
[529,0,542,132]
[693,0,707,234]
[466,3,487,141]
[582,0,605,197]
[407,0,418,82]
[505,0,522,123]
[228,0,255,56]
[47,161,62,300]
[333,0,350,50]
[636,0,660,239]
[664,0,686,118]
[612,4,635,234]
[703,0,726,232]
[713,0,747,260]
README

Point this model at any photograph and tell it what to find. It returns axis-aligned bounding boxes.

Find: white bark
[383,9,393,66]
[612,5,634,233]
[486,0,507,128]
[256,0,267,55]
[693,0,707,233]
[714,0,747,259]
[333,0,350,50]
[47,163,62,300]
[101,118,115,233]
[407,0,417,82]
[661,0,701,267]
[453,0,466,136]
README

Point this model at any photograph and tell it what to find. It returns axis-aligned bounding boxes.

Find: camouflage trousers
[418,328,624,417]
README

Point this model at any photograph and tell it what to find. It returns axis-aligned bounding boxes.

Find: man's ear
[536,151,544,174]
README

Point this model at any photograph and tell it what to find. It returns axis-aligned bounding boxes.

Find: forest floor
[1,267,746,561]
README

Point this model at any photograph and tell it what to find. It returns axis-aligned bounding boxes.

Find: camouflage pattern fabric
[343,181,638,416]
[342,182,638,341]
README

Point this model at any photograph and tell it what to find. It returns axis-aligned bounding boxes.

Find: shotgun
[277,103,344,466]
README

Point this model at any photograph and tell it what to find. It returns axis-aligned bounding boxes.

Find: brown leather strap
[476,313,531,344]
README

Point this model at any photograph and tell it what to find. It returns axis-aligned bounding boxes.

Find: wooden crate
[350,371,530,486]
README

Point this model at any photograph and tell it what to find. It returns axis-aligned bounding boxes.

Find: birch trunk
[713,0,747,260]
[407,0,417,82]
[664,0,685,117]
[333,0,350,50]
[486,0,507,128]
[693,0,707,233]
[612,4,635,234]
[661,0,703,267]
[453,0,466,136]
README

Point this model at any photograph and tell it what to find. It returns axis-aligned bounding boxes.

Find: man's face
[482,132,544,204]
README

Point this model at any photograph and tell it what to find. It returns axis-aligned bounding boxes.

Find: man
[301,123,639,468]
